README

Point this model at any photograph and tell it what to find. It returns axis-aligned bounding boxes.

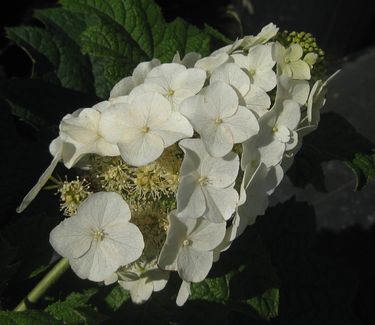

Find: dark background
[2,0,375,78]
[1,1,375,324]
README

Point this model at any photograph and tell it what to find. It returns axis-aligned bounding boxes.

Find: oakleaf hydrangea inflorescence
[18,23,335,306]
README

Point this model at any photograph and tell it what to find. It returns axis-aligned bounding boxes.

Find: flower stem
[14,257,70,311]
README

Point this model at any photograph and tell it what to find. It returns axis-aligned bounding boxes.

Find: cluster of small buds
[57,177,92,216]
[279,30,325,60]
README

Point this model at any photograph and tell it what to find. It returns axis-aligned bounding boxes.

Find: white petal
[17,149,61,213]
[275,75,310,106]
[104,223,144,266]
[272,42,287,63]
[205,81,239,118]
[189,219,226,250]
[177,174,206,219]
[98,103,134,143]
[223,106,259,144]
[77,192,131,226]
[121,277,154,304]
[118,132,164,167]
[203,186,239,222]
[248,44,275,70]
[244,85,271,116]
[60,108,99,144]
[274,125,291,143]
[176,280,191,306]
[177,52,202,68]
[69,241,118,282]
[177,247,213,282]
[95,138,120,157]
[241,136,260,170]
[172,68,206,99]
[153,112,193,147]
[288,44,303,61]
[145,63,186,91]
[289,60,311,80]
[110,77,134,98]
[276,99,301,130]
[131,92,171,129]
[258,137,286,167]
[195,52,230,74]
[253,69,277,92]
[146,268,169,292]
[158,212,189,271]
[104,273,118,285]
[49,217,92,259]
[231,53,250,70]
[201,152,239,188]
[210,63,250,97]
[178,139,203,175]
[132,58,161,85]
[201,123,233,158]
[179,95,213,132]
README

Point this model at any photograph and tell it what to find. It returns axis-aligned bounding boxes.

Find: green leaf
[45,289,104,324]
[60,0,212,97]
[6,0,216,99]
[346,151,375,190]
[6,25,95,94]
[6,26,60,85]
[190,272,235,304]
[0,310,62,325]
[104,285,130,311]
[80,20,149,95]
[204,24,233,46]
[246,288,279,321]
[289,112,375,191]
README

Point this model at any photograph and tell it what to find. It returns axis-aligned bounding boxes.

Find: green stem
[14,257,70,311]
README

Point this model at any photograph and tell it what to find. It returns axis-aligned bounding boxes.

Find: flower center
[141,126,150,133]
[92,228,105,241]
[272,126,278,133]
[198,176,209,186]
[167,89,175,97]
[248,68,256,76]
[183,239,191,246]
[214,116,223,125]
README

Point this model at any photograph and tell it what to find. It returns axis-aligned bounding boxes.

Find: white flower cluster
[17,23,333,306]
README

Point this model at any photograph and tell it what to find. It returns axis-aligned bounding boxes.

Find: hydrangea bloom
[158,211,226,282]
[273,42,311,80]
[180,81,259,157]
[177,139,239,222]
[232,44,277,92]
[50,192,144,282]
[99,92,193,166]
[18,23,333,306]
[130,63,206,111]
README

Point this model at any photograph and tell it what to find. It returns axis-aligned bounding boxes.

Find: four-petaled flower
[177,139,239,223]
[272,42,311,80]
[99,92,193,166]
[180,81,259,157]
[130,63,206,111]
[50,192,144,282]
[158,211,226,283]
